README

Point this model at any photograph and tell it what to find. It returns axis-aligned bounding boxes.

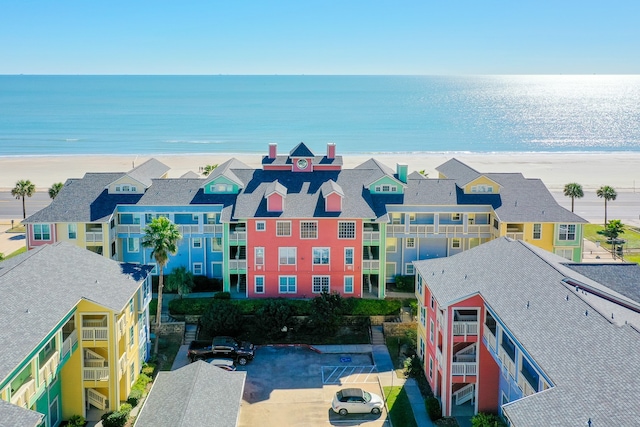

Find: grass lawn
[386,336,410,378]
[584,224,640,263]
[6,225,26,233]
[155,332,183,371]
[383,386,418,427]
[2,246,26,260]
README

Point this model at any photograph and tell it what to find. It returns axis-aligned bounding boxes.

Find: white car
[205,358,236,371]
[331,388,384,416]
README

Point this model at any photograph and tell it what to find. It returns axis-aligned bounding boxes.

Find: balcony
[518,374,537,397]
[506,232,524,241]
[407,224,436,236]
[85,232,104,242]
[386,224,406,236]
[82,318,108,343]
[436,348,443,367]
[229,259,247,270]
[10,377,36,408]
[38,350,60,387]
[467,224,492,234]
[498,346,516,378]
[203,224,223,234]
[178,225,199,235]
[117,224,141,234]
[229,230,246,244]
[62,329,78,359]
[483,324,497,351]
[362,230,381,243]
[83,366,109,382]
[436,310,444,328]
[437,224,465,235]
[119,353,127,379]
[362,259,380,270]
[451,362,477,376]
[452,321,478,337]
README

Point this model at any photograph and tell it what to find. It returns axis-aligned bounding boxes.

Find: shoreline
[1,152,639,192]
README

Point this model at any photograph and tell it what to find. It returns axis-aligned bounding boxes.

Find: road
[0,191,52,221]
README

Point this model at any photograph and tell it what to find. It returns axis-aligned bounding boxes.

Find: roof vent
[464,274,467,279]
[565,295,569,301]
[526,301,530,309]
[585,310,588,316]
[441,269,445,274]
[611,313,614,319]
[95,280,99,284]
[25,308,30,314]
[515,200,518,207]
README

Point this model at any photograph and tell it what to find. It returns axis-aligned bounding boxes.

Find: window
[392,215,401,225]
[68,223,77,239]
[409,213,415,223]
[279,276,296,293]
[255,247,265,265]
[420,338,425,359]
[276,221,291,236]
[338,221,355,239]
[430,295,435,309]
[313,248,330,265]
[406,238,415,248]
[451,238,461,249]
[130,362,135,385]
[33,224,51,240]
[344,248,354,266]
[382,185,390,192]
[533,223,542,239]
[49,397,60,427]
[471,185,493,193]
[300,221,318,239]
[344,276,354,293]
[558,224,576,241]
[387,238,397,253]
[211,237,223,251]
[405,263,415,275]
[429,356,433,379]
[429,320,435,343]
[421,306,426,326]
[256,221,266,231]
[255,276,265,294]
[555,248,574,260]
[192,238,202,248]
[212,183,233,193]
[279,247,296,265]
[417,276,422,294]
[313,276,330,293]
[192,263,203,275]
[452,213,461,221]
[130,325,135,347]
[129,298,134,314]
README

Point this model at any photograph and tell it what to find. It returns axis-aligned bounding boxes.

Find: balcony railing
[119,353,127,378]
[362,231,381,241]
[203,224,223,234]
[467,224,492,234]
[452,321,478,337]
[10,378,36,408]
[408,224,436,236]
[386,225,406,236]
[82,327,108,342]
[362,260,380,270]
[436,348,443,367]
[498,347,516,378]
[506,232,524,241]
[483,325,497,351]
[85,232,104,242]
[62,329,78,359]
[228,231,247,243]
[38,350,60,387]
[117,316,126,340]
[117,225,141,234]
[87,388,107,410]
[83,367,109,381]
[518,374,536,397]
[451,362,477,376]
[178,225,199,235]
[229,259,247,270]
[438,225,465,235]
[436,311,444,328]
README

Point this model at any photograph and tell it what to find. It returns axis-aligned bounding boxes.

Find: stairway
[371,325,386,345]
[184,324,197,343]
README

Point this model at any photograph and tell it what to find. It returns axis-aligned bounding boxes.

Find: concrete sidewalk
[0,222,26,257]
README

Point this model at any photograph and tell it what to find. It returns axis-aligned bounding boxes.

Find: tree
[202,164,218,176]
[596,185,617,226]
[0,253,4,261]
[141,216,181,355]
[418,169,429,177]
[48,182,64,199]
[11,180,36,219]
[256,299,294,339]
[563,182,584,213]
[165,266,195,299]
[598,219,625,241]
[199,300,243,338]
[308,291,344,336]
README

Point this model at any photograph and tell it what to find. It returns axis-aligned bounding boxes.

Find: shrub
[308,292,344,335]
[193,275,223,292]
[101,410,128,427]
[199,300,244,338]
[393,275,415,292]
[425,397,442,421]
[213,291,231,299]
[141,362,156,377]
[169,298,212,315]
[472,413,508,427]
[131,372,152,394]
[344,298,403,316]
[119,403,133,414]
[67,415,86,427]
[255,299,294,339]
[127,389,143,407]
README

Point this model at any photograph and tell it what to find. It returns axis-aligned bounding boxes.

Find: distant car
[206,358,236,371]
[331,388,384,416]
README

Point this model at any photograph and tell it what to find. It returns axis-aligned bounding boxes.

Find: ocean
[1,75,639,156]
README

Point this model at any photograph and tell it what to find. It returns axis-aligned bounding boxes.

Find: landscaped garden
[584,223,640,263]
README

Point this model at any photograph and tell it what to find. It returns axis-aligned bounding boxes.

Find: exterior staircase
[371,325,386,345]
[184,324,197,343]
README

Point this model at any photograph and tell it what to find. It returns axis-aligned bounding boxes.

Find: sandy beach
[1,152,639,192]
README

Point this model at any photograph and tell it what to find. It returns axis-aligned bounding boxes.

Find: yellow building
[0,242,152,426]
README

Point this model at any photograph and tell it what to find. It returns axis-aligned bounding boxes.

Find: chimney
[268,143,277,159]
[327,142,336,159]
[397,163,408,183]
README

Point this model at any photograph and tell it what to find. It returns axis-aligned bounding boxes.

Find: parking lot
[237,346,391,427]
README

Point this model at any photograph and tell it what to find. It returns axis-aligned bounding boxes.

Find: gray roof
[134,361,246,427]
[0,242,151,385]
[264,180,287,196]
[126,158,170,187]
[180,171,201,179]
[413,238,640,427]
[563,263,640,304]
[435,158,484,185]
[0,399,43,427]
[321,180,344,197]
[289,142,315,157]
[261,143,343,167]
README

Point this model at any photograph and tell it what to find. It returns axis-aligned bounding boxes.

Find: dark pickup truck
[187,336,255,365]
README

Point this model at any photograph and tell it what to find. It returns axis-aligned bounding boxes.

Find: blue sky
[1,1,638,74]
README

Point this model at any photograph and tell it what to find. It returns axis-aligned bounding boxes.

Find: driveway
[237,346,390,427]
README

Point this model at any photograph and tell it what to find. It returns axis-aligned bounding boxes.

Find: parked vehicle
[187,336,255,365]
[331,388,383,416]
[206,358,236,371]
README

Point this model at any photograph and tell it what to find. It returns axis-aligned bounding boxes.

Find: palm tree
[142,216,181,355]
[11,180,36,219]
[202,164,218,176]
[166,266,195,299]
[596,185,617,226]
[563,182,584,213]
[48,182,64,199]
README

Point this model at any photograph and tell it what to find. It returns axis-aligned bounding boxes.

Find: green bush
[67,415,86,427]
[127,389,143,407]
[345,298,403,316]
[471,413,507,427]
[101,410,128,427]
[425,397,442,421]
[308,292,343,335]
[394,275,415,292]
[193,275,223,292]
[169,298,212,315]
[255,299,294,339]
[141,362,156,377]
[131,372,151,394]
[149,299,158,317]
[213,291,231,299]
[119,403,133,414]
[199,300,244,338]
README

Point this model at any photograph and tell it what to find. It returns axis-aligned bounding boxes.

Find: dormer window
[471,185,493,193]
[114,185,137,193]
[210,183,233,193]
[374,185,397,192]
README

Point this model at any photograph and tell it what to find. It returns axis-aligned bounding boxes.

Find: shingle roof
[0,242,151,385]
[126,158,170,187]
[134,361,246,427]
[563,263,640,304]
[435,158,483,185]
[413,238,640,427]
[289,142,315,157]
[0,399,43,427]
[321,180,344,197]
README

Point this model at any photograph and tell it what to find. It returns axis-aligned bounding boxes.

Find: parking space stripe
[322,366,378,384]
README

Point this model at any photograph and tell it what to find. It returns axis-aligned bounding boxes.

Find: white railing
[436,311,444,328]
[83,367,109,381]
[117,316,126,340]
[117,225,141,234]
[483,325,496,351]
[362,231,380,241]
[386,225,406,236]
[38,350,60,386]
[178,225,199,234]
[437,225,465,235]
[82,328,108,341]
[451,362,477,376]
[139,327,146,345]
[408,224,436,236]
[467,224,492,234]
[454,353,476,363]
[362,260,380,270]
[228,231,246,243]
[453,383,475,406]
[87,388,107,410]
[506,232,524,241]
[518,375,536,396]
[436,348,443,367]
[229,259,247,270]
[119,353,127,378]
[452,321,478,336]
[62,329,78,359]
[10,378,36,408]
[85,232,104,242]
[498,347,516,378]
[203,224,223,234]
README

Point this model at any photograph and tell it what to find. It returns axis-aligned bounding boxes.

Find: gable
[464,176,500,194]
[203,176,241,194]
[369,176,404,194]
[107,176,146,194]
